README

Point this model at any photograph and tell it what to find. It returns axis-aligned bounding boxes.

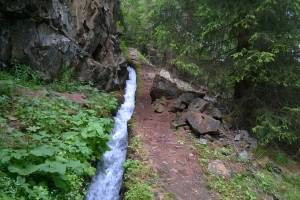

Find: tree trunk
[234,79,252,99]
[234,29,251,99]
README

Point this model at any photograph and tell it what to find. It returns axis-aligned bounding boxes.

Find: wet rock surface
[0,0,127,90]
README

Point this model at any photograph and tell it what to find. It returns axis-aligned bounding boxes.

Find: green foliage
[0,64,42,91]
[124,183,153,200]
[124,131,158,200]
[0,70,118,199]
[12,64,42,84]
[48,65,81,92]
[253,108,300,146]
[0,80,15,96]
[0,95,10,110]
[123,160,155,200]
[209,174,257,200]
[171,59,203,83]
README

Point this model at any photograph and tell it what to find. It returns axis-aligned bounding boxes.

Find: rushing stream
[86,67,137,200]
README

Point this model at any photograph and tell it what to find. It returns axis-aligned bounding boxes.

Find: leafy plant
[124,183,154,200]
[253,108,299,146]
[0,68,118,199]
[0,80,15,97]
[123,160,155,200]
[171,59,203,83]
[48,65,81,92]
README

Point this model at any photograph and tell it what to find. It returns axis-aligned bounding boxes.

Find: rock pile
[150,70,224,135]
[151,69,258,163]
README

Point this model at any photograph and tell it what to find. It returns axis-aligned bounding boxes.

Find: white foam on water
[86,67,137,200]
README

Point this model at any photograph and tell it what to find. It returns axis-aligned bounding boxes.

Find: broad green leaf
[37,161,67,175]
[30,145,57,157]
[8,164,38,176]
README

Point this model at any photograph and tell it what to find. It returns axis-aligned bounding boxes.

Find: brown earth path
[132,63,217,200]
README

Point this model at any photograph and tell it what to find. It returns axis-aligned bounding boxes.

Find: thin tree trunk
[234,29,252,99]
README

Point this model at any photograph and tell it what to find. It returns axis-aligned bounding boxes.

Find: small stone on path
[238,150,250,161]
[198,138,208,145]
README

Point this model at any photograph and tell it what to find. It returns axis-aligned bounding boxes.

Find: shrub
[253,108,300,148]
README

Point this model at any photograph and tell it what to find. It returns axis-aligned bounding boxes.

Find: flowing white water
[86,67,137,200]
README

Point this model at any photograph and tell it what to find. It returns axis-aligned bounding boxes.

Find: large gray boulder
[150,70,206,101]
[188,98,209,113]
[150,75,181,101]
[186,112,221,135]
[204,104,223,120]
[0,0,127,90]
[172,92,200,112]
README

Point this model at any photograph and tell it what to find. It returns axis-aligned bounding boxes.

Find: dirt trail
[132,64,216,200]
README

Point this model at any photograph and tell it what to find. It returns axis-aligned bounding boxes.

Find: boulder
[153,103,165,113]
[0,0,127,91]
[150,75,181,101]
[170,113,189,129]
[176,92,200,104]
[170,102,187,112]
[150,70,206,101]
[153,98,167,113]
[208,160,231,179]
[186,112,221,135]
[188,98,209,113]
[204,104,223,120]
[235,130,257,150]
[172,92,200,112]
[203,95,218,104]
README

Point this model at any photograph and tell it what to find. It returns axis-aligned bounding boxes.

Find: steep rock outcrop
[0,0,127,90]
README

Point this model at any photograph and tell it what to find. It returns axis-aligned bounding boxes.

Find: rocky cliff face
[0,0,127,90]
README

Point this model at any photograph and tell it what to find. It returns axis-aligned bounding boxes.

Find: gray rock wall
[0,0,127,90]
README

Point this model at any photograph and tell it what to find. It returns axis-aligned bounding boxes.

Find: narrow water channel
[86,67,137,200]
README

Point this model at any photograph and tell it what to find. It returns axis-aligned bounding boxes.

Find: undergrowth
[195,142,300,200]
[123,159,155,200]
[123,125,156,200]
[0,64,118,199]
